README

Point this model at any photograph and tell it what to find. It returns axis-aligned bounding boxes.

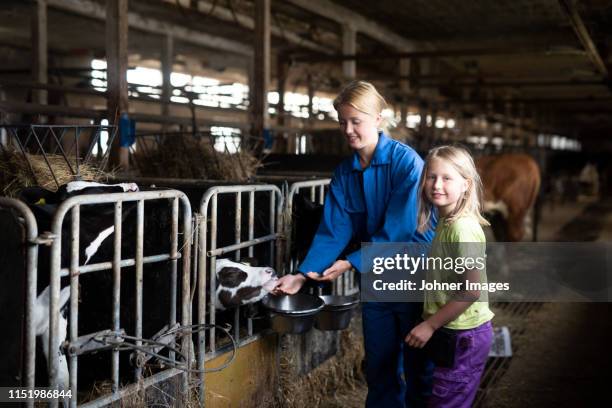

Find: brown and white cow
[477,154,541,242]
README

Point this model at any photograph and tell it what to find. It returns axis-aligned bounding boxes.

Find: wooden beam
[291,45,580,63]
[286,0,418,52]
[106,0,129,170]
[342,24,356,78]
[161,34,173,120]
[558,0,608,76]
[48,0,252,56]
[193,0,330,54]
[31,0,48,108]
[250,0,270,150]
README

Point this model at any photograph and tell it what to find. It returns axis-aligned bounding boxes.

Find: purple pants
[428,321,493,408]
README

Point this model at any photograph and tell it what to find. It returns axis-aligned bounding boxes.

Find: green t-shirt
[422,215,494,330]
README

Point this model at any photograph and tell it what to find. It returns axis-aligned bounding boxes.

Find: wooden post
[276,53,288,153]
[31,0,47,114]
[250,0,270,152]
[342,24,356,79]
[106,0,129,169]
[399,58,411,128]
[161,34,174,126]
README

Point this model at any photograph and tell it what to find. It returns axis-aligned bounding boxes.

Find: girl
[405,145,494,408]
[274,80,435,407]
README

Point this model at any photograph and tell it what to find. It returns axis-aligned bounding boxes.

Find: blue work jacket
[298,133,435,275]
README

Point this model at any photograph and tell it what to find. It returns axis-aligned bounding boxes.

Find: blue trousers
[362,302,433,408]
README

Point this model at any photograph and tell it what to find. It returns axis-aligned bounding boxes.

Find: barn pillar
[161,34,174,126]
[106,0,129,170]
[31,0,47,116]
[250,0,271,152]
[485,90,495,140]
[342,23,356,79]
[459,87,471,139]
[399,58,411,129]
[276,53,288,153]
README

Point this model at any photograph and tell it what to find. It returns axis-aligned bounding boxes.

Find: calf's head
[215,258,277,310]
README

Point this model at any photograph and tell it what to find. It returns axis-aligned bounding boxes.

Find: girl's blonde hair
[417,145,490,232]
[333,80,388,121]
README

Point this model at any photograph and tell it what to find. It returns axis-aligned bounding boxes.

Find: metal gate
[196,184,284,401]
[0,197,40,408]
[46,190,192,408]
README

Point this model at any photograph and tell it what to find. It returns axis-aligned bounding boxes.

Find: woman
[274,80,435,407]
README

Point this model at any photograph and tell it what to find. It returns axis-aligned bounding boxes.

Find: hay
[276,317,366,408]
[133,135,261,182]
[0,148,108,197]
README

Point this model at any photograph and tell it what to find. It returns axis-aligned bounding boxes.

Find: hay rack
[0,124,117,190]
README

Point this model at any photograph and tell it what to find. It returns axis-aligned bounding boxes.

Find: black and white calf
[215,259,278,310]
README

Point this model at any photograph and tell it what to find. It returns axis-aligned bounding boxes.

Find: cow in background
[477,153,541,242]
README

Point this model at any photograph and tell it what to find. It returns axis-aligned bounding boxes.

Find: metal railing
[197,184,283,402]
[0,197,39,408]
[46,190,192,408]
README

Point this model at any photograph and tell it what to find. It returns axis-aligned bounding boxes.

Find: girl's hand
[405,321,435,348]
[307,260,352,282]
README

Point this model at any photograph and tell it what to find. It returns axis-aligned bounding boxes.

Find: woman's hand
[271,274,306,295]
[405,321,435,348]
[306,260,352,282]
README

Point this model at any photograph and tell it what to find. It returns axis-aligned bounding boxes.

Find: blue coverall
[298,133,435,408]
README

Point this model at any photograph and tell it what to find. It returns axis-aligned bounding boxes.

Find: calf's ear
[217,267,248,288]
[239,257,259,267]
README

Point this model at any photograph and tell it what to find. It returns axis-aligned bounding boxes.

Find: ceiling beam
[286,0,419,52]
[291,46,583,63]
[558,0,608,76]
[47,0,252,56]
[190,0,331,54]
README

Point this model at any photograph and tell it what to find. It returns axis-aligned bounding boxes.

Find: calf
[215,259,277,310]
[477,154,541,241]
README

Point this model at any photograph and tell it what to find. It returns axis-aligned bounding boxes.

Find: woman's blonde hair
[417,145,490,232]
[333,80,388,119]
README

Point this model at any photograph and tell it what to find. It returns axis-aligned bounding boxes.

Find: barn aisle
[479,197,612,407]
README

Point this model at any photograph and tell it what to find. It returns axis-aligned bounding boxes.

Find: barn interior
[1,0,611,407]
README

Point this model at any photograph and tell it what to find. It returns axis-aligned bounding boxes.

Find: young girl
[405,145,494,408]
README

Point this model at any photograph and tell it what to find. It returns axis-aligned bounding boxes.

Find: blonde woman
[274,81,435,407]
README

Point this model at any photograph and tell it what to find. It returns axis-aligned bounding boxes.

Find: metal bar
[112,201,122,393]
[179,195,192,400]
[206,234,280,257]
[210,195,218,352]
[69,205,80,408]
[248,191,255,258]
[234,192,242,261]
[170,197,179,363]
[269,190,275,267]
[49,208,62,408]
[58,253,177,277]
[134,199,144,381]
[0,198,38,408]
[247,191,255,336]
[197,211,207,402]
[234,192,241,343]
